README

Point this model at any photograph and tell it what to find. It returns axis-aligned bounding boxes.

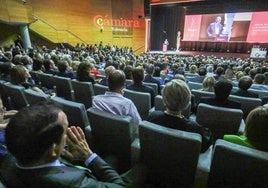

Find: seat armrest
[85,125,94,149]
[238,119,245,135]
[131,138,140,165]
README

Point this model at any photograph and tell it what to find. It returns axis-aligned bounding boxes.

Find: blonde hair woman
[148,79,212,152]
[202,76,216,92]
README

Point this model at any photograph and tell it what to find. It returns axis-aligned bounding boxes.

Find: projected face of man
[216,16,222,24]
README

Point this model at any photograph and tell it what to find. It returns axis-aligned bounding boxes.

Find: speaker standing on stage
[163,39,169,52]
[176,31,181,51]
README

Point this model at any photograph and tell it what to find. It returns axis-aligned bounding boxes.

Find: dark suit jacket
[144,75,161,94]
[200,97,241,109]
[126,83,155,107]
[233,89,259,98]
[1,155,126,188]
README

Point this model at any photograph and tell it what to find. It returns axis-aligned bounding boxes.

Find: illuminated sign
[93,14,141,29]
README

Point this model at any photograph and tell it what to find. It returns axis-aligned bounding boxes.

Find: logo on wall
[93,14,140,36]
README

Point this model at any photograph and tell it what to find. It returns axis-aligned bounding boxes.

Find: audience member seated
[126,67,155,107]
[200,80,241,109]
[201,76,216,92]
[55,60,76,79]
[251,73,268,90]
[3,102,129,187]
[43,59,58,75]
[224,105,268,152]
[188,64,198,76]
[0,61,12,81]
[187,66,207,83]
[10,65,44,94]
[233,76,258,98]
[148,79,213,152]
[143,64,161,92]
[123,65,133,80]
[214,66,225,81]
[76,62,95,84]
[93,69,142,125]
[99,65,116,86]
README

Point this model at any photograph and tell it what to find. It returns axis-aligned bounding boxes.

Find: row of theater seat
[1,78,268,187]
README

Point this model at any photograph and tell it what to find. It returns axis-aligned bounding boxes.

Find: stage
[147,50,250,59]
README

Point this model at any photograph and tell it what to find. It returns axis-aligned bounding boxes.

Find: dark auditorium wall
[0,0,146,53]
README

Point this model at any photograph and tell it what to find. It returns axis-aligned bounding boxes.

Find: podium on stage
[162,44,167,52]
[162,39,169,52]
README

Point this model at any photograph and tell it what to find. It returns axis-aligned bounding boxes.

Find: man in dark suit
[144,64,161,94]
[2,102,128,187]
[207,16,223,38]
[126,67,155,107]
[200,80,241,109]
[233,76,259,98]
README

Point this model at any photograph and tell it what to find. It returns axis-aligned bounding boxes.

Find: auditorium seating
[196,103,244,142]
[1,83,29,110]
[24,88,51,105]
[208,139,268,187]
[228,94,262,119]
[191,89,215,105]
[87,107,135,173]
[93,83,108,95]
[52,76,74,101]
[143,82,158,95]
[134,120,202,187]
[50,97,90,132]
[71,80,95,109]
[188,81,203,90]
[36,72,54,90]
[123,88,152,120]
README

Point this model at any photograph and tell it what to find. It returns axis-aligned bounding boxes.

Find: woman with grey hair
[148,79,212,152]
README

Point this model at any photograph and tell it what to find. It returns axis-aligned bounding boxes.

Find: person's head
[104,65,116,77]
[214,80,233,100]
[215,67,224,76]
[253,73,265,84]
[215,16,222,23]
[238,76,253,90]
[131,67,144,84]
[224,68,234,81]
[202,76,216,92]
[76,61,93,82]
[162,79,191,112]
[10,65,30,85]
[107,69,126,92]
[189,65,198,74]
[245,105,268,151]
[235,71,244,81]
[5,103,68,166]
[57,60,69,73]
[263,72,268,85]
[145,64,155,75]
[198,67,207,76]
[123,65,133,80]
[32,58,44,71]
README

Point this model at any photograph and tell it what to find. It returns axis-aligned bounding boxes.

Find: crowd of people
[0,41,268,187]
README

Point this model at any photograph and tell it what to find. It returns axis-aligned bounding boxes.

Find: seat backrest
[248,88,268,101]
[154,95,191,118]
[123,88,151,120]
[0,80,10,110]
[188,81,203,90]
[143,82,158,95]
[51,97,89,131]
[229,94,262,119]
[2,83,29,110]
[72,80,95,109]
[208,139,268,188]
[196,103,243,141]
[24,89,50,105]
[139,121,201,187]
[93,83,108,96]
[38,72,54,89]
[52,76,74,101]
[29,71,41,85]
[87,107,133,173]
[191,89,215,105]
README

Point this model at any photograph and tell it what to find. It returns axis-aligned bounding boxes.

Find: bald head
[107,70,126,92]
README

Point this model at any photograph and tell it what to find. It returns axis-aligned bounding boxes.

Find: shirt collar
[16,159,63,169]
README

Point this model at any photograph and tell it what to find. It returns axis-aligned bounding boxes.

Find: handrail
[134,45,145,53]
[32,14,87,44]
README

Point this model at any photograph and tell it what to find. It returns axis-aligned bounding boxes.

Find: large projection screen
[183,11,268,43]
